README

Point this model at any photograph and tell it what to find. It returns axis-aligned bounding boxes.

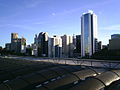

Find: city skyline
[0,0,120,47]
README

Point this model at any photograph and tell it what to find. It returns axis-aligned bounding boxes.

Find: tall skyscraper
[81,10,98,57]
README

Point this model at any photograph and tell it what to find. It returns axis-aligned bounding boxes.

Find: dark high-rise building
[76,35,81,54]
[34,34,38,44]
[37,32,48,57]
[95,38,102,52]
[97,41,102,51]
[73,35,81,57]
[109,34,120,50]
[5,43,11,51]
[11,33,18,52]
[73,34,76,46]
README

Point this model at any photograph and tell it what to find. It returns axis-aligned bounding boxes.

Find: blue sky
[0,0,120,47]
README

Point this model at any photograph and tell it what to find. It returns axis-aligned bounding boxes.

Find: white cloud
[25,0,46,8]
[52,13,56,16]
[100,24,120,30]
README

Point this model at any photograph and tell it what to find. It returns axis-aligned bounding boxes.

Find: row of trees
[0,46,33,56]
[92,47,120,60]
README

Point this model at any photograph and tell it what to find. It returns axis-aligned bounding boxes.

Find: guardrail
[1,56,120,69]
[44,58,120,69]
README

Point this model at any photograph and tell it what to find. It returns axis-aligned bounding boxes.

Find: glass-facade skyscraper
[81,10,97,57]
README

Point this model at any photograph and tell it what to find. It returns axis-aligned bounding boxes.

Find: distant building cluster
[5,10,120,58]
[32,33,77,58]
[5,33,26,54]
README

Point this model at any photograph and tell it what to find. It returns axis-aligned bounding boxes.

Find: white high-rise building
[81,10,98,57]
[61,35,74,58]
[69,36,74,57]
[48,35,62,58]
[61,35,69,58]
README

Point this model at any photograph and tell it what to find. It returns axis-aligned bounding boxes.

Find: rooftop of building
[111,34,120,39]
[82,10,94,15]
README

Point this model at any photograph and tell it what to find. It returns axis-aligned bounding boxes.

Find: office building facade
[61,35,74,58]
[81,10,98,57]
[48,35,62,58]
[10,33,26,53]
[37,32,48,57]
[109,34,120,50]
